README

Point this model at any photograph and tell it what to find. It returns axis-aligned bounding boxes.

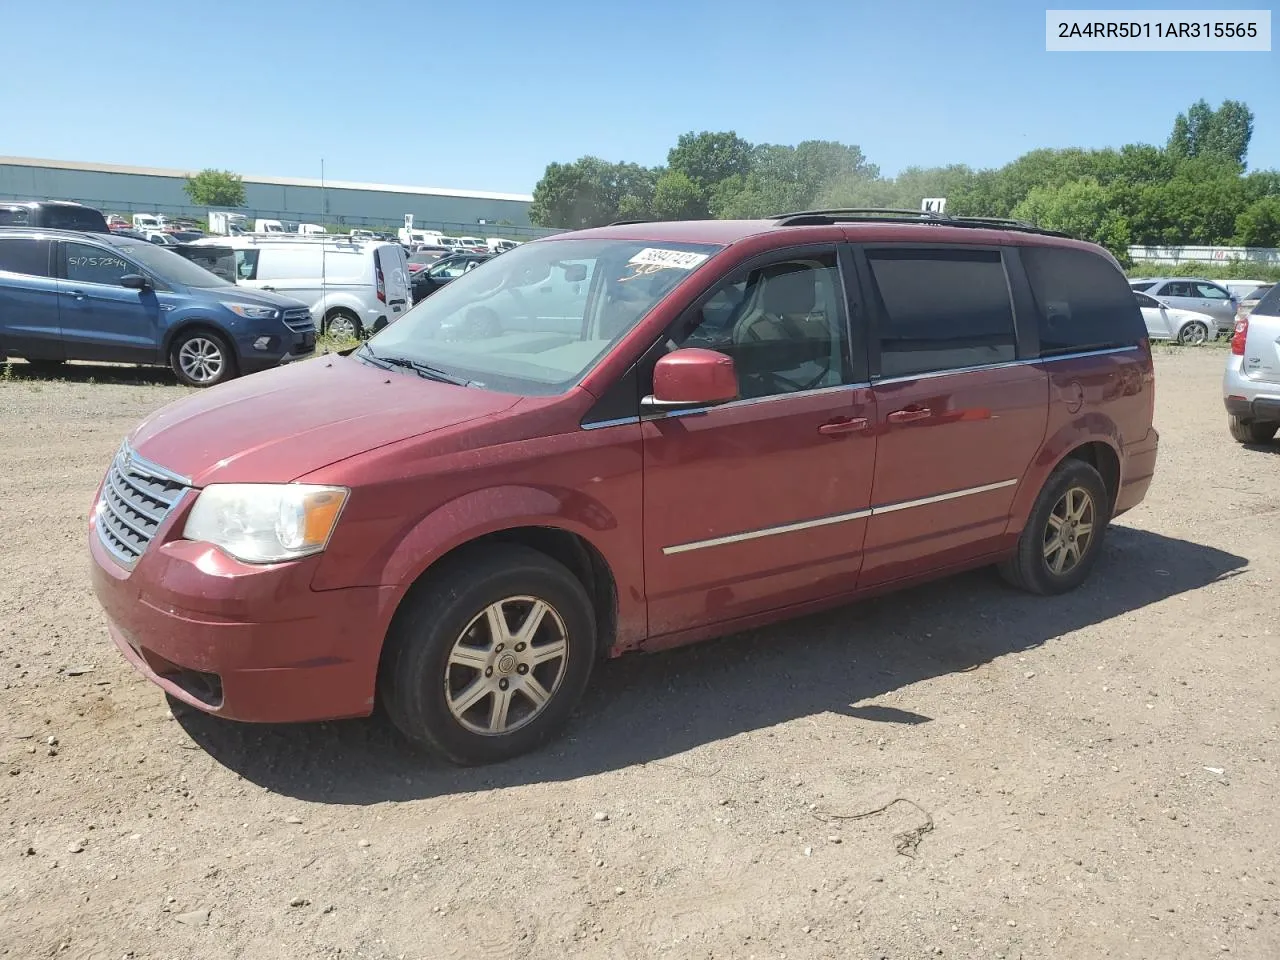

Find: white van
[133,213,168,231]
[192,235,411,337]
[398,227,443,247]
[487,238,519,254]
[296,223,327,236]
[254,219,286,234]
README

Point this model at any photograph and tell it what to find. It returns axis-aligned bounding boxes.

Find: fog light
[253,336,272,351]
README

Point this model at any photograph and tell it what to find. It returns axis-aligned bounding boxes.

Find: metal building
[0,155,545,238]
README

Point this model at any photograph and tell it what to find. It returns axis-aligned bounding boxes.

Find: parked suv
[1223,283,1280,444]
[0,228,316,386]
[87,212,1158,765]
[0,200,109,233]
[1129,277,1236,337]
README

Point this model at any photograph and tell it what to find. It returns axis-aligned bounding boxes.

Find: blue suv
[0,228,316,386]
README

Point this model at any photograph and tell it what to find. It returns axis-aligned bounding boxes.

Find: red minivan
[88,212,1159,765]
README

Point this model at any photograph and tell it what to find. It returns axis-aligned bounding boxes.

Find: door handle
[261,285,276,292]
[61,290,86,300]
[888,407,932,424]
[818,417,869,436]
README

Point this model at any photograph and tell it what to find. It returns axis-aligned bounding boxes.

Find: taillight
[375,255,386,304]
[1231,316,1249,356]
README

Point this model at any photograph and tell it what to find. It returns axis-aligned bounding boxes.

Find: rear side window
[1130,281,1155,292]
[865,248,1016,379]
[1022,246,1146,355]
[0,206,32,227]
[1194,282,1230,300]
[1254,284,1280,317]
[0,238,51,277]
[41,206,109,232]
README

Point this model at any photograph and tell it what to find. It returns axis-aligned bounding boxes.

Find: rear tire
[1228,415,1278,444]
[1000,458,1111,596]
[378,545,596,766]
[324,309,363,340]
[169,328,236,388]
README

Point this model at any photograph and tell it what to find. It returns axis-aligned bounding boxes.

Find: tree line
[530,100,1280,258]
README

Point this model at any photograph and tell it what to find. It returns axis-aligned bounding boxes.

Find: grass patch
[317,332,361,355]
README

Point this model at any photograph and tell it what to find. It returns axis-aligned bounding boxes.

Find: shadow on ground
[2,360,180,387]
[177,526,1247,803]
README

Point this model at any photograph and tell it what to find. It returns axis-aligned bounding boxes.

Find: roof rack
[772,207,1070,238]
[607,219,653,226]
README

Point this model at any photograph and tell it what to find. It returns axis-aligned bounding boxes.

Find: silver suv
[1132,278,1237,337]
[1224,284,1280,445]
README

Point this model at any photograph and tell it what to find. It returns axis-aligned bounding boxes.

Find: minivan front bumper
[88,513,396,723]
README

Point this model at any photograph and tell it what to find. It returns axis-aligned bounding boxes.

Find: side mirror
[642,348,738,412]
[120,274,150,291]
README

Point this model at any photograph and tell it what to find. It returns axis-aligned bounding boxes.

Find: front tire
[379,545,596,766]
[324,309,363,340]
[1228,415,1278,445]
[1000,458,1111,596]
[169,328,235,387]
[1177,320,1209,345]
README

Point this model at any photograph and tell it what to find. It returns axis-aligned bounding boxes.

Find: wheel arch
[160,317,233,357]
[1007,420,1123,538]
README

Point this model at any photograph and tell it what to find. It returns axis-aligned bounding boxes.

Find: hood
[197,286,311,311]
[128,355,521,486]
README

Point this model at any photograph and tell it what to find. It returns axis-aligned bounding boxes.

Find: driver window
[673,252,847,400]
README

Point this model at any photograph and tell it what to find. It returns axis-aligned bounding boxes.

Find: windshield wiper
[357,343,471,386]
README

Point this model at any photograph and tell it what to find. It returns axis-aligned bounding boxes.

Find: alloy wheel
[327,313,359,340]
[444,596,569,736]
[1043,486,1095,576]
[177,337,225,383]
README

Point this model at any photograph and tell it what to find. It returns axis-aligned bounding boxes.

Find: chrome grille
[95,444,189,569]
[282,308,316,334]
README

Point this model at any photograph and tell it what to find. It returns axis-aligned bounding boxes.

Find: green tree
[183,169,245,207]
[1234,197,1280,247]
[530,158,658,228]
[1167,98,1254,169]
[666,131,753,216]
[651,170,704,220]
[1012,178,1130,258]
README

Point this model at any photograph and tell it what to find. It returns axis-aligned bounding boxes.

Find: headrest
[761,264,815,315]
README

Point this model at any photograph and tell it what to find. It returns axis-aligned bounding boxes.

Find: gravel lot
[2,349,1278,960]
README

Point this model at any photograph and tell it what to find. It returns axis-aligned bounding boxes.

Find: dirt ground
[1,349,1277,960]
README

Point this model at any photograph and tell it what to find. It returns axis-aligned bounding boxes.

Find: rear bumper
[1115,427,1159,516]
[89,527,397,723]
[1223,357,1280,422]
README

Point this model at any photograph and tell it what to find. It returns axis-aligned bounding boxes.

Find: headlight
[183,484,349,564]
[223,302,280,320]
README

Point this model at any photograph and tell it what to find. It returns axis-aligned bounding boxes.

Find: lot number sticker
[627,248,710,271]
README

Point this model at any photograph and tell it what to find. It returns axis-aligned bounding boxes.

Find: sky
[2,0,1276,195]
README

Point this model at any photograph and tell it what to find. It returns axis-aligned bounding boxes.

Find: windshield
[113,240,235,287]
[368,238,721,395]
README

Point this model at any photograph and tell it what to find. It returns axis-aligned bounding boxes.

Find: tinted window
[1129,281,1155,292]
[0,238,50,277]
[1253,283,1280,317]
[40,205,108,232]
[64,242,134,285]
[1161,281,1194,298]
[1134,291,1162,309]
[1022,246,1146,354]
[866,248,1015,378]
[676,252,848,399]
[0,206,32,227]
[110,241,234,288]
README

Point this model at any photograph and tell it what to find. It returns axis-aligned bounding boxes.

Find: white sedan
[1133,290,1216,345]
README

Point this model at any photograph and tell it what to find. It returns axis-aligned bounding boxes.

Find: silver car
[1130,278,1237,336]
[1134,291,1216,344]
[1223,284,1280,445]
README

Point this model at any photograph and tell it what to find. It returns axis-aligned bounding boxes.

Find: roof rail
[772,207,1070,238]
[607,218,653,226]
